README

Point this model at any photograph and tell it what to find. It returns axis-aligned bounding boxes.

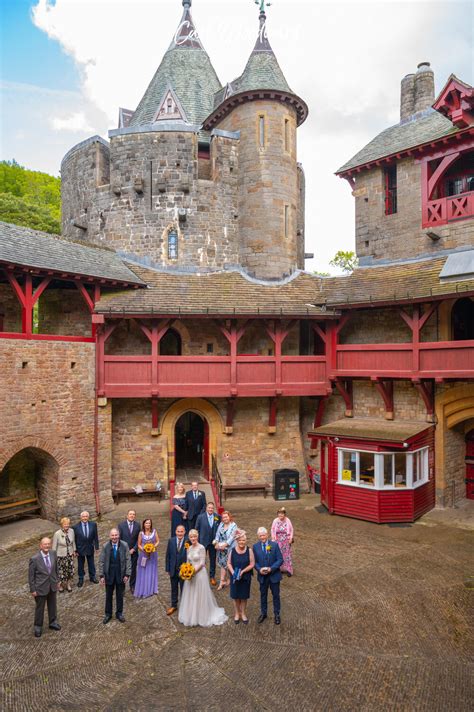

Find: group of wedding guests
[28,489,295,635]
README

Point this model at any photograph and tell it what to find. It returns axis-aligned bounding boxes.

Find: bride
[178,529,228,627]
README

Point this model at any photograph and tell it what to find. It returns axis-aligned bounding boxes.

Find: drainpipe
[93,327,101,516]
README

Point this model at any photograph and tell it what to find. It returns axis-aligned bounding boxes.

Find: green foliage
[329,250,358,274]
[312,270,331,277]
[0,160,60,234]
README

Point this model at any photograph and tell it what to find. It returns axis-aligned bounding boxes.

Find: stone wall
[353,157,474,262]
[0,283,22,332]
[218,101,299,279]
[39,288,92,336]
[0,339,96,520]
[61,131,240,271]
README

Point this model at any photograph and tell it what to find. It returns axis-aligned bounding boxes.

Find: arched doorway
[0,447,59,521]
[160,328,182,355]
[175,412,208,477]
[452,298,474,341]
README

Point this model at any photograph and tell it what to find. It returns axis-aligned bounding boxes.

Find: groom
[165,525,189,615]
[185,481,206,530]
[253,526,284,625]
[196,502,220,586]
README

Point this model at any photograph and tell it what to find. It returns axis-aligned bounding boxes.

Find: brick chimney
[414,62,435,113]
[400,73,415,120]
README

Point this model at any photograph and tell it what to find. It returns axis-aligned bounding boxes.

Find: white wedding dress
[178,543,228,627]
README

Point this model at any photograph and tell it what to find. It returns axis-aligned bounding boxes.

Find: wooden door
[466,429,474,500]
[320,440,329,509]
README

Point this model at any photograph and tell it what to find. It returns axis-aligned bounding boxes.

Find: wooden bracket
[372,378,394,420]
[75,282,95,313]
[225,397,236,435]
[413,379,435,422]
[151,397,159,436]
[268,396,278,434]
[333,378,353,417]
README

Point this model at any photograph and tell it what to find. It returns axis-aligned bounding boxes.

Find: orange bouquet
[179,562,195,580]
[143,542,156,556]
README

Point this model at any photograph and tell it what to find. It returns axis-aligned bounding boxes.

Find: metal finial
[254,0,272,15]
[182,0,191,7]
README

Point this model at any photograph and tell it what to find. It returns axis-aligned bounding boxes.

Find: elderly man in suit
[184,481,206,531]
[28,537,61,638]
[165,524,189,615]
[118,509,140,594]
[74,510,99,587]
[98,528,131,624]
[253,526,284,625]
[196,501,220,585]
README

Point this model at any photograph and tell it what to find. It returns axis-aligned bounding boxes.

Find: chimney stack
[414,62,435,113]
[400,73,415,120]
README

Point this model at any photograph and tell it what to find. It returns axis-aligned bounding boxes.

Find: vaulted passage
[175,411,206,472]
[0,447,59,521]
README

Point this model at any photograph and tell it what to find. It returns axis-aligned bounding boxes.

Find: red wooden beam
[310,396,327,451]
[32,276,52,305]
[413,379,435,422]
[75,282,95,313]
[268,396,278,434]
[427,152,460,198]
[333,378,353,417]
[372,378,394,420]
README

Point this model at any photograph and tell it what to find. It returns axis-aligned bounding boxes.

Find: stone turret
[400,62,435,121]
[205,7,308,280]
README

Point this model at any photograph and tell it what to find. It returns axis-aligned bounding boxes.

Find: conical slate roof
[227,11,293,97]
[129,1,221,128]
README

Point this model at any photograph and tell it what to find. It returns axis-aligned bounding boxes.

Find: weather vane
[255,0,272,14]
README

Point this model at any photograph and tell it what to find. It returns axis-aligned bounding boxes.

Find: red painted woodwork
[433,76,474,128]
[372,378,394,419]
[466,430,474,500]
[0,332,94,343]
[424,190,474,227]
[333,378,353,417]
[315,428,435,523]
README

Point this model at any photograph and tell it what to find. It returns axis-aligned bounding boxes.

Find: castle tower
[204,3,308,280]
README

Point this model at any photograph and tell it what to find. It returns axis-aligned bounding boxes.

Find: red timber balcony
[95,317,332,399]
[425,190,474,227]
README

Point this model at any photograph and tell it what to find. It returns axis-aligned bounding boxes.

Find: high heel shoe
[217,584,224,591]
[234,618,240,624]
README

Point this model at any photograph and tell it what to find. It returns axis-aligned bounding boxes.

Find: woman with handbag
[134,518,159,598]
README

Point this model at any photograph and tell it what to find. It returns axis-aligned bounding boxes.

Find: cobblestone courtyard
[1,496,473,711]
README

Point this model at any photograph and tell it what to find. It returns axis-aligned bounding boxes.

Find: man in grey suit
[28,537,61,638]
[99,528,131,624]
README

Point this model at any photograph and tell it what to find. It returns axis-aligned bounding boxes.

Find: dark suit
[28,550,59,629]
[196,511,220,578]
[185,489,207,530]
[118,519,140,590]
[253,539,284,617]
[74,519,99,581]
[98,541,131,617]
[165,536,189,608]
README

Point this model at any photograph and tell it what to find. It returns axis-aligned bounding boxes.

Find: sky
[0,0,472,273]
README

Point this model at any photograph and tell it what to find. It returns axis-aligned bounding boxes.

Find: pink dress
[271,517,294,575]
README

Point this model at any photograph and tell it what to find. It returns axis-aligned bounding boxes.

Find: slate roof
[315,253,474,308]
[337,110,457,174]
[0,222,144,285]
[129,5,221,129]
[310,418,431,443]
[95,264,337,317]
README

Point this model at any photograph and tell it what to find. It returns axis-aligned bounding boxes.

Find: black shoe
[116,613,125,623]
[90,578,99,584]
[49,622,61,631]
[274,615,281,625]
[103,615,112,624]
[77,580,84,588]
[257,614,267,624]
[234,618,240,624]
[242,619,249,624]
[34,627,42,638]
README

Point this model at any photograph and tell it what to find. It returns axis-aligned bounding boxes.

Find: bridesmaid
[214,510,237,590]
[134,518,159,598]
[227,531,254,624]
[271,507,294,577]
[171,482,188,534]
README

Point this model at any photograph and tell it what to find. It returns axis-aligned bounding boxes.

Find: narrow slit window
[284,119,290,152]
[259,115,265,148]
[384,166,397,215]
[284,205,290,237]
[168,229,178,260]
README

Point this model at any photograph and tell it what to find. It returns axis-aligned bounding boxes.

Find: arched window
[160,328,182,355]
[168,229,178,260]
[452,298,474,341]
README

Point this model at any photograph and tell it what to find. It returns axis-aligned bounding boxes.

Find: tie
[209,516,213,528]
[194,492,197,500]
[177,539,182,551]
[113,544,117,558]
[262,543,266,554]
[45,554,51,572]
[83,522,89,538]
[128,522,133,534]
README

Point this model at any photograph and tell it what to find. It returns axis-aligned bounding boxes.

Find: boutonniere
[266,545,272,552]
[184,542,190,549]
[214,516,219,522]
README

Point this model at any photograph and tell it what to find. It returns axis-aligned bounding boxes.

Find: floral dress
[215,521,237,568]
[271,517,294,575]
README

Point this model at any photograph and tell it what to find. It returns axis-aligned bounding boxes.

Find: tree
[329,250,358,273]
[0,160,61,234]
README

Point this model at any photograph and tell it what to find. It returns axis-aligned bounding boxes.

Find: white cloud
[20,0,473,271]
[51,111,94,132]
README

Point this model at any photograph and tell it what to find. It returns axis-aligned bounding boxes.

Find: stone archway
[160,399,224,483]
[435,384,474,505]
[0,445,60,521]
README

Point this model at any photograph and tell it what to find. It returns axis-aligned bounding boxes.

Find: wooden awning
[309,419,431,444]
